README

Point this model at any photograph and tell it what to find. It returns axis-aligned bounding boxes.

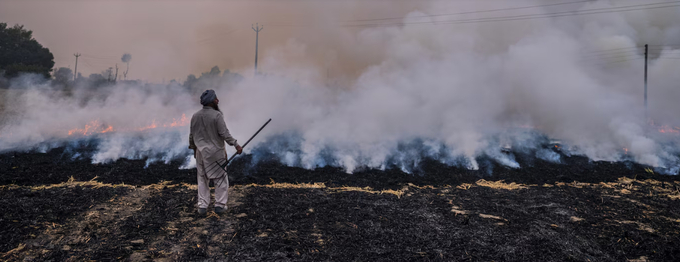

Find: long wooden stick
[220,118,272,168]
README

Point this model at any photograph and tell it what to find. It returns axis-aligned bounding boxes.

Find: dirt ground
[1,148,679,261]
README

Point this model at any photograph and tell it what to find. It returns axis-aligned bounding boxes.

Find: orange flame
[137,120,158,132]
[66,114,189,137]
[658,125,680,134]
[163,114,189,128]
[67,120,108,136]
[101,126,114,133]
[648,120,680,135]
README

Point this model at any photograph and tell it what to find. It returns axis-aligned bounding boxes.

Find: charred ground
[1,147,679,261]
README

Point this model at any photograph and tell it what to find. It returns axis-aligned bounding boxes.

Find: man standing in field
[189,89,242,216]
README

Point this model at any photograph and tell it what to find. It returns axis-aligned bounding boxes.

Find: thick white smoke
[1,0,680,174]
[0,77,195,166]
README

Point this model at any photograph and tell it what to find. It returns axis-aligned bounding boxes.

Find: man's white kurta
[190,106,239,165]
[189,106,239,209]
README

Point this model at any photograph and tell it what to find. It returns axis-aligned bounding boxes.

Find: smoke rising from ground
[1,0,680,174]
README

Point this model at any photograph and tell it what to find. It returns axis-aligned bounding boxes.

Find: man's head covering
[200,89,217,106]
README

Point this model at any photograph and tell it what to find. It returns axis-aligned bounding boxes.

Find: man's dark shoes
[215,206,226,215]
[198,208,207,216]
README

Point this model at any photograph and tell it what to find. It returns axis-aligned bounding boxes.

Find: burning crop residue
[658,126,680,134]
[65,114,188,137]
[67,120,114,136]
[4,108,680,175]
[646,120,680,135]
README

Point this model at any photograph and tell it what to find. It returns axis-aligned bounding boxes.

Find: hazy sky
[0,0,429,82]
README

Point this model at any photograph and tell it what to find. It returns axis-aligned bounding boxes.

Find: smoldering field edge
[1,0,680,174]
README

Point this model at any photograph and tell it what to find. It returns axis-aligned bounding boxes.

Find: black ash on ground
[1,147,679,261]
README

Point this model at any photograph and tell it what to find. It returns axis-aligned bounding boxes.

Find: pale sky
[0,0,425,82]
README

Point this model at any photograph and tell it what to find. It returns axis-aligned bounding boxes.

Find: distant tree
[103,67,113,81]
[0,23,54,78]
[87,73,108,87]
[202,66,221,78]
[121,53,131,80]
[53,67,73,84]
[184,74,198,88]
[88,73,105,82]
[183,66,244,95]
[222,69,244,84]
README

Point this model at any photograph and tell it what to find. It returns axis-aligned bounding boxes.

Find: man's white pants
[195,150,229,209]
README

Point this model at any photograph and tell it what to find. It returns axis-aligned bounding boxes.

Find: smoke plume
[1,0,680,175]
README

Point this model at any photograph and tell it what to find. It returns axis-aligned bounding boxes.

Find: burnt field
[1,147,680,261]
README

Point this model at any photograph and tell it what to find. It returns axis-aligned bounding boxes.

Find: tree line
[0,23,243,92]
[0,23,54,79]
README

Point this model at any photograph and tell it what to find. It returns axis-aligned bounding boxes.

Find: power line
[345,0,593,23]
[341,1,680,28]
[584,45,679,54]
[269,1,680,28]
[648,44,680,47]
[581,55,640,63]
[81,54,118,60]
[582,47,643,55]
[80,59,115,66]
[581,50,641,59]
[586,55,680,66]
[81,59,96,70]
[582,54,680,65]
[590,57,644,66]
[579,47,645,61]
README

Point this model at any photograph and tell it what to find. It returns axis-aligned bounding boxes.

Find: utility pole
[252,23,263,76]
[644,44,648,121]
[73,53,81,81]
[114,64,119,82]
